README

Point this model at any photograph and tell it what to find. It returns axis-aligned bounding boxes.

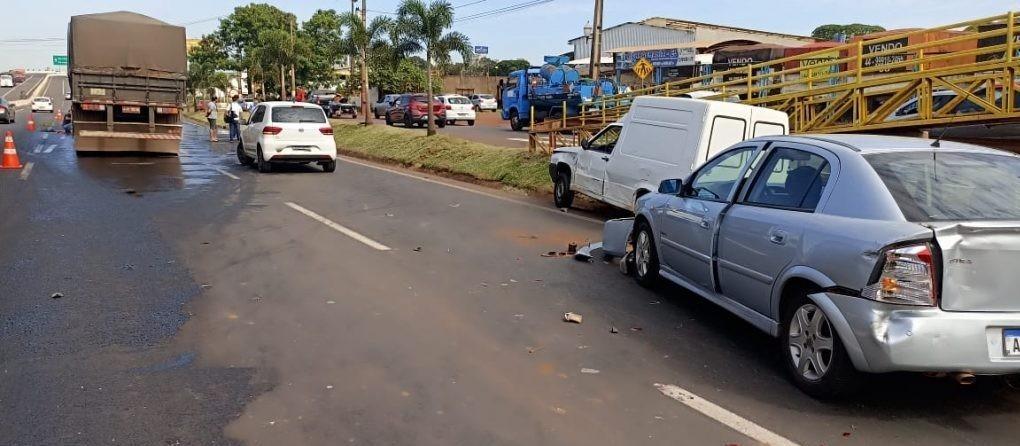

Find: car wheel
[256,145,272,173]
[468,120,475,126]
[632,222,660,287]
[322,160,337,173]
[553,171,574,208]
[236,141,253,165]
[404,115,413,127]
[385,114,393,126]
[437,120,446,128]
[509,110,523,131]
[781,296,861,399]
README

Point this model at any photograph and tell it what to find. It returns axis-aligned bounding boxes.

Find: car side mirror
[658,178,682,195]
[581,138,591,150]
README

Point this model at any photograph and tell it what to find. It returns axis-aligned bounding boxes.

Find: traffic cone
[1,131,23,169]
[54,109,62,123]
[26,114,35,132]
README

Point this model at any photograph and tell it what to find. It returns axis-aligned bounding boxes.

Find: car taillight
[862,243,938,306]
[262,126,283,135]
[445,105,452,110]
[81,103,106,111]
[319,126,333,135]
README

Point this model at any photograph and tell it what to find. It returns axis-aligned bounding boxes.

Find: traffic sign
[633,57,654,80]
[52,55,68,66]
[474,46,489,55]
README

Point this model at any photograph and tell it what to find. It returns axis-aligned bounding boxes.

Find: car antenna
[930,111,962,148]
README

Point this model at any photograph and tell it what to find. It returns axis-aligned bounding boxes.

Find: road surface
[2,82,1020,444]
[363,109,530,149]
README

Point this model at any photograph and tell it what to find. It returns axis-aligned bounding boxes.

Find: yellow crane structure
[528,12,1020,153]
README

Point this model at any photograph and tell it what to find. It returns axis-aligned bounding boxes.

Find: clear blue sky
[0,0,1015,70]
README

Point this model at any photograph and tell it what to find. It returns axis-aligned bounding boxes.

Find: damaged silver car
[616,134,1020,398]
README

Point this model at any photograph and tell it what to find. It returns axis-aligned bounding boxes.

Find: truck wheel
[781,295,861,399]
[256,146,272,173]
[236,141,253,166]
[553,171,574,209]
[632,221,660,288]
[509,110,523,131]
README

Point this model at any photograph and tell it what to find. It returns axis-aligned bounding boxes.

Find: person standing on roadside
[205,95,219,142]
[227,95,243,142]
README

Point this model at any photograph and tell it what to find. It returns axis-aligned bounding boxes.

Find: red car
[384,94,446,128]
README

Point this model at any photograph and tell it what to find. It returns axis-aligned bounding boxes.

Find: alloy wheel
[635,230,651,278]
[788,304,835,381]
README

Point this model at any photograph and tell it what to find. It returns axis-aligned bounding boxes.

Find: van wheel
[553,171,574,208]
[256,146,272,173]
[509,110,523,131]
[632,221,659,287]
[781,295,861,399]
[236,141,253,165]
[468,120,475,126]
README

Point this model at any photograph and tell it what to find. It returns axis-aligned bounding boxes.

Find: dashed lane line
[506,137,530,142]
[19,162,33,180]
[43,144,55,154]
[653,383,799,446]
[208,164,240,180]
[337,156,603,225]
[285,202,392,251]
[32,145,42,154]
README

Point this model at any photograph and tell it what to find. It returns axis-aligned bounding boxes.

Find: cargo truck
[68,11,187,154]
[10,69,26,85]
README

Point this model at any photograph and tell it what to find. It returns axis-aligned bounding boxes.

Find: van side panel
[704,115,749,162]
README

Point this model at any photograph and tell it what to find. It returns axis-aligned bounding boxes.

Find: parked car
[0,98,15,123]
[64,91,72,100]
[0,74,13,88]
[437,94,476,126]
[469,93,497,111]
[549,96,788,211]
[888,88,1020,138]
[237,101,337,173]
[324,96,358,119]
[619,134,1020,398]
[374,94,401,119]
[309,89,336,106]
[31,97,54,113]
[384,94,446,128]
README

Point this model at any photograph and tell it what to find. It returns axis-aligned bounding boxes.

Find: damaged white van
[549,96,789,211]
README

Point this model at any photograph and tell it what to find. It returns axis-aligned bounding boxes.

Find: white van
[549,96,789,211]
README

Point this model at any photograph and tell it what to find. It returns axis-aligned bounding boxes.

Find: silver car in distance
[628,134,1020,398]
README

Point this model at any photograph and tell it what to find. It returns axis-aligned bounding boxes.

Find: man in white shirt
[228,95,244,142]
[204,96,219,142]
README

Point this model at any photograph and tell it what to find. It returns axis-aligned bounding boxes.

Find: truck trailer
[68,11,186,154]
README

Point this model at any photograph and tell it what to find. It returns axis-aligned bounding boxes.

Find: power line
[454,0,553,22]
[455,0,489,8]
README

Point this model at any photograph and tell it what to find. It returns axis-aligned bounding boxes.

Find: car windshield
[446,97,471,104]
[34,98,49,103]
[866,151,1020,221]
[271,106,326,123]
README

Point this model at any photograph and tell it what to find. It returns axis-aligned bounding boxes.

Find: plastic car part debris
[581,368,600,374]
[567,243,578,255]
[602,218,634,258]
[412,246,422,252]
[610,326,619,333]
[563,312,583,324]
[51,292,63,299]
[619,251,634,275]
[573,242,603,261]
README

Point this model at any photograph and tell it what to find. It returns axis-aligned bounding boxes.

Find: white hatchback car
[470,94,497,111]
[437,94,476,126]
[237,101,337,173]
[31,97,53,113]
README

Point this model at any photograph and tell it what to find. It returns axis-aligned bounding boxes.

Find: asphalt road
[1,73,48,104]
[2,87,1020,444]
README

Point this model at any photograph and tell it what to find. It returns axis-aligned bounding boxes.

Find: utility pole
[360,0,370,125]
[588,0,604,80]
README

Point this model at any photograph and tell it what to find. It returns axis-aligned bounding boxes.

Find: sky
[0,0,1016,70]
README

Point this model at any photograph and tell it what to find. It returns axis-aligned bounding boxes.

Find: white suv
[237,101,337,173]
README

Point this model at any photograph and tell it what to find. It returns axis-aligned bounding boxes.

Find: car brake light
[445,105,452,110]
[319,126,333,135]
[262,126,283,135]
[861,243,938,306]
[81,103,106,111]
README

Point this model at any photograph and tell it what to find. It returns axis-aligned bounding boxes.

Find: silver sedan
[626,134,1020,398]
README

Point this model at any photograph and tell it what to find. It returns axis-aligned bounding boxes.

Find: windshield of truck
[866,151,1020,221]
[271,106,326,123]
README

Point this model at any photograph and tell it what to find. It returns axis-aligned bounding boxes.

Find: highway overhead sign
[52,55,68,66]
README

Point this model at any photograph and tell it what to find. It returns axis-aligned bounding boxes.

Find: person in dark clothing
[496,79,504,110]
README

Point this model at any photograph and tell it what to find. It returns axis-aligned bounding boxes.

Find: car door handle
[601,156,609,161]
[769,229,788,245]
[700,219,712,229]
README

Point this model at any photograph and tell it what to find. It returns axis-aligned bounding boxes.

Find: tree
[397,0,472,136]
[811,24,886,41]
[302,9,346,86]
[216,4,294,92]
[339,12,392,124]
[253,28,301,99]
[492,58,531,76]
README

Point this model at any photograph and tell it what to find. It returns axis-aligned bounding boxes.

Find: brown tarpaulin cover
[68,11,186,78]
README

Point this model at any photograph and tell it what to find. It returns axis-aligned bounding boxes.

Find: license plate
[1004,329,1020,356]
[290,146,312,151]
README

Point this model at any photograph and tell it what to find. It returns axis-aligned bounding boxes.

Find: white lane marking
[285,202,391,251]
[654,383,799,446]
[209,165,240,180]
[32,145,42,154]
[338,156,602,225]
[506,137,530,142]
[44,144,55,153]
[110,162,156,166]
[41,133,48,140]
[19,162,33,180]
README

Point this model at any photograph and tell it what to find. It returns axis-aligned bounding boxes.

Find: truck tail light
[861,243,938,306]
[81,103,106,112]
[121,106,141,114]
[155,107,178,114]
[262,126,283,135]
[319,126,333,135]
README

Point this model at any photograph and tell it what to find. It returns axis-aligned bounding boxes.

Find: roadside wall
[441,75,501,96]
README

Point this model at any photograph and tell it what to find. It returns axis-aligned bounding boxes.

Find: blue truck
[501,56,616,131]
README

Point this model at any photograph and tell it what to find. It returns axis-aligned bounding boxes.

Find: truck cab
[500,68,542,131]
[549,96,789,211]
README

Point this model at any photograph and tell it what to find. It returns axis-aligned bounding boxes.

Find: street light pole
[588,0,604,80]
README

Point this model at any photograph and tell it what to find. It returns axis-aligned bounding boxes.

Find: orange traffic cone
[1,130,23,169]
[54,109,62,123]
[26,114,35,132]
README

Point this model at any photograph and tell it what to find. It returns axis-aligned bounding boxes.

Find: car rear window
[866,151,1020,221]
[411,95,441,104]
[271,106,326,123]
[446,97,471,104]
[478,95,493,99]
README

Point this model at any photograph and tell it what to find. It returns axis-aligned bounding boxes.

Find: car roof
[755,133,1011,156]
[260,101,322,108]
[34,97,50,100]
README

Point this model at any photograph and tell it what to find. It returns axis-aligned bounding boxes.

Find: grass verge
[332,123,551,193]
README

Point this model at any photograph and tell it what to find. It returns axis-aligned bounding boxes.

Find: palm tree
[254,29,295,99]
[339,12,392,125]
[397,0,472,136]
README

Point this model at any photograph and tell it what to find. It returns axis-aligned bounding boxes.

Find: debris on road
[123,188,137,195]
[526,346,543,354]
[563,312,583,324]
[448,203,461,208]
[610,326,619,334]
[602,218,634,258]
[567,243,578,255]
[580,368,600,374]
[412,246,422,252]
[618,251,634,275]
[50,292,63,299]
[541,251,569,258]
[573,242,603,262]
[631,327,643,332]
[552,406,568,415]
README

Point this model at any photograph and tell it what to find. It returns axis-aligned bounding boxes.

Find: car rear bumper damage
[812,291,1020,374]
